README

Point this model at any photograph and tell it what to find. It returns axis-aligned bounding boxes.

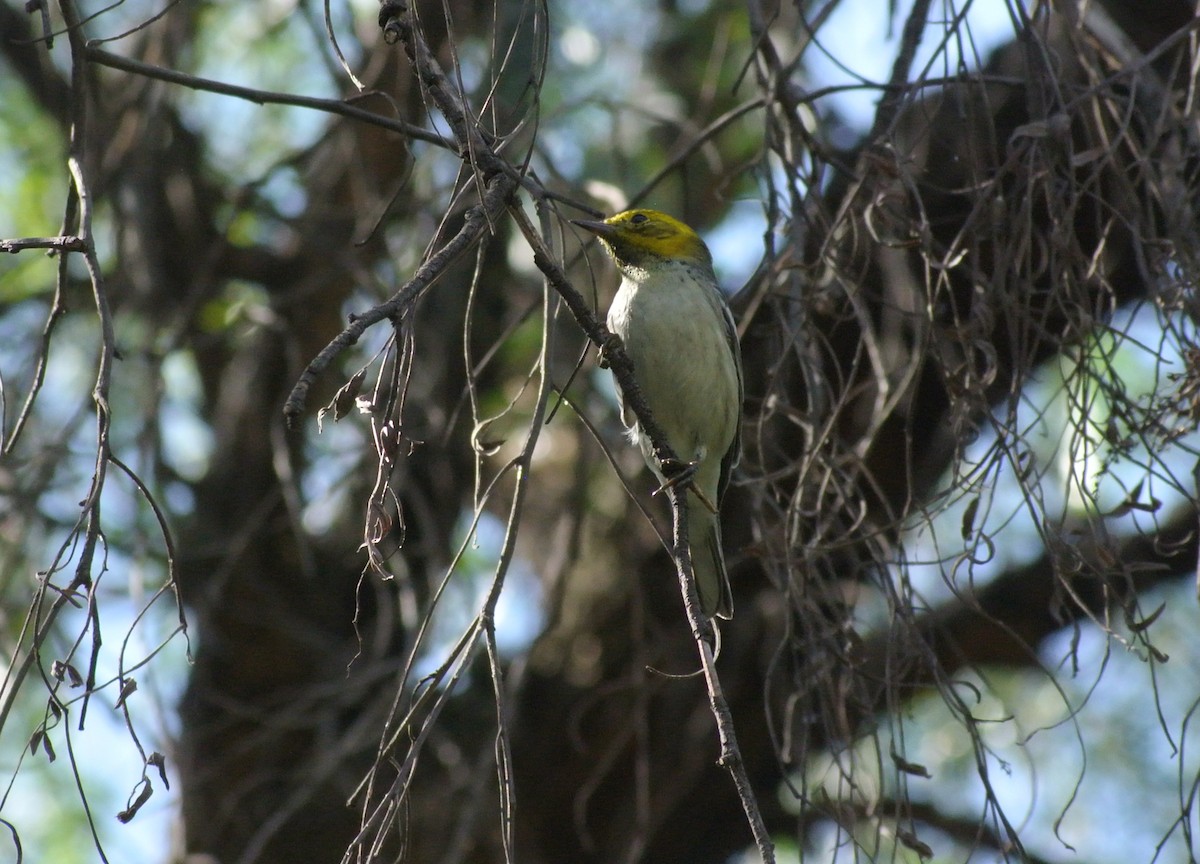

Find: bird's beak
[571,218,616,240]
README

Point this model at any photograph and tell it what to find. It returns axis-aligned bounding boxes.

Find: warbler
[573,209,742,619]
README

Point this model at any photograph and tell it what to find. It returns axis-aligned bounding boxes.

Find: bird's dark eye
[630,213,648,225]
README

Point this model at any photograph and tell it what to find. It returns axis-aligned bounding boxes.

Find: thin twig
[0,235,86,253]
[63,0,119,735]
[665,484,775,863]
[475,219,557,861]
[83,45,449,147]
[1,253,70,457]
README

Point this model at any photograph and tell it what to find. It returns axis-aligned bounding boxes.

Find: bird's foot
[597,332,624,370]
[653,458,718,513]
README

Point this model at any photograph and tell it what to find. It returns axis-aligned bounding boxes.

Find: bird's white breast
[606,261,739,499]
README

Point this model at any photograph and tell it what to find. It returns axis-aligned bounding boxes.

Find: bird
[572,208,742,619]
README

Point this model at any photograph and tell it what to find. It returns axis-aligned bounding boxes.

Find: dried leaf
[961,496,980,540]
[148,751,170,789]
[1128,603,1166,633]
[114,678,138,710]
[117,779,153,824]
[1104,478,1161,517]
[891,751,931,778]
[317,369,368,432]
[897,829,933,859]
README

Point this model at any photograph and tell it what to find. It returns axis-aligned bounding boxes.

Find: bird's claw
[653,458,718,513]
[597,332,624,370]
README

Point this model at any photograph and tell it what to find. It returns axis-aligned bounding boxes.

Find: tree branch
[82,45,450,148]
[0,235,86,254]
[282,175,514,425]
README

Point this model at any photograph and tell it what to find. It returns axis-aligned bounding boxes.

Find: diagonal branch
[282,173,515,425]
[366,2,775,860]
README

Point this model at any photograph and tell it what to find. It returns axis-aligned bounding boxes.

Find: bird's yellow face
[573,209,711,270]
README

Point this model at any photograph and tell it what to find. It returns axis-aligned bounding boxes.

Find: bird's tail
[689,506,733,619]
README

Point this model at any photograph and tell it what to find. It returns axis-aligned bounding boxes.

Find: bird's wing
[717,292,743,503]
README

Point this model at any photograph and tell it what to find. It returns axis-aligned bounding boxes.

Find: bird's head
[573,209,712,271]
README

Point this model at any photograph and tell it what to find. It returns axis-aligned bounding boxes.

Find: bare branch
[0,235,86,253]
[83,45,450,148]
